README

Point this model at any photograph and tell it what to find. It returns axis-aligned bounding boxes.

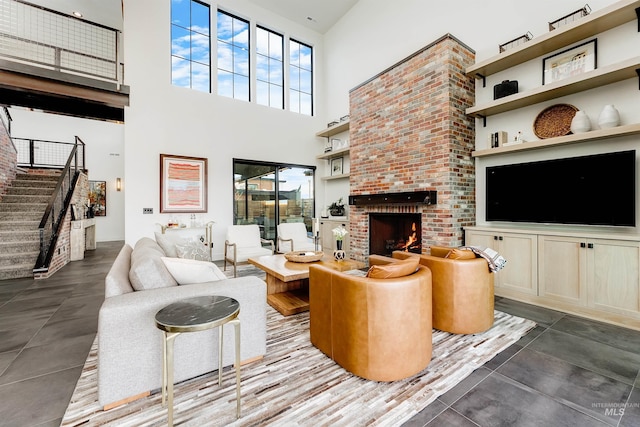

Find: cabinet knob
[588,243,594,249]
[580,242,586,248]
[494,236,498,240]
[499,236,503,241]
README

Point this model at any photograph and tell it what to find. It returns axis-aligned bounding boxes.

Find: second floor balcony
[0,0,129,121]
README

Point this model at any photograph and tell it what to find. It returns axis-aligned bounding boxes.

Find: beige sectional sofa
[98,237,267,408]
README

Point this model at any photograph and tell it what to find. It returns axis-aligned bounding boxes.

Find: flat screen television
[486,150,636,227]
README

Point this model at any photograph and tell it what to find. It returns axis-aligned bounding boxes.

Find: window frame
[289,38,314,116]
[170,0,211,93]
[216,9,251,101]
[255,25,284,110]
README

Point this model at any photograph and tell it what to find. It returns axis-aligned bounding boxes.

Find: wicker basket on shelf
[533,104,578,139]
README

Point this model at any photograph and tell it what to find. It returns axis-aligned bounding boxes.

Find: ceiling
[247,0,359,34]
[25,0,359,34]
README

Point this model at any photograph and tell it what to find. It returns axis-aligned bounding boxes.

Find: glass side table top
[155,295,240,333]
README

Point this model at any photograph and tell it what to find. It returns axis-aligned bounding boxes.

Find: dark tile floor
[405,299,640,427]
[0,241,639,426]
[0,241,120,427]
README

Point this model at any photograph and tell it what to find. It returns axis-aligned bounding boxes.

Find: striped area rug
[61,304,535,426]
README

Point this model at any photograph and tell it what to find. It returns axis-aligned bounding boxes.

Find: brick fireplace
[347,34,476,263]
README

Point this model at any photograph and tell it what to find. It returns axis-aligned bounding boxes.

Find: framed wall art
[331,157,344,176]
[160,154,208,213]
[88,180,107,216]
[542,39,597,85]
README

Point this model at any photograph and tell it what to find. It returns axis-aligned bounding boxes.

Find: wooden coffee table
[248,254,365,316]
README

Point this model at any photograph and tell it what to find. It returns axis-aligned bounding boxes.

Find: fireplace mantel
[348,191,437,206]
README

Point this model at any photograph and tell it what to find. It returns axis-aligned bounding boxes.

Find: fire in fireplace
[369,213,422,256]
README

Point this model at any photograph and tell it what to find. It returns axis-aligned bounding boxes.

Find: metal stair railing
[34,136,86,272]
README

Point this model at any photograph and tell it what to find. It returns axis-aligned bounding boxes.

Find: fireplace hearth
[369,213,422,256]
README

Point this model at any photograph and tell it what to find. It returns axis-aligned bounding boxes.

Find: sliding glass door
[233,159,315,242]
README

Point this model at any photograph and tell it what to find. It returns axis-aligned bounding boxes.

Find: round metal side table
[155,295,241,426]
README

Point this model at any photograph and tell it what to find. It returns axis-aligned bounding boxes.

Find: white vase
[598,104,620,129]
[570,110,591,133]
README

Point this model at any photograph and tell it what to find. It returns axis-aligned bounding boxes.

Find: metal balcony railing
[14,137,85,169]
[0,0,123,84]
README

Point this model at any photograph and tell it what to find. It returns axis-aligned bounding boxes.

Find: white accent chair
[277,222,316,253]
[224,224,274,277]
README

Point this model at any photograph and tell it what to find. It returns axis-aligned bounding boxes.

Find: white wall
[9,108,125,241]
[122,0,326,257]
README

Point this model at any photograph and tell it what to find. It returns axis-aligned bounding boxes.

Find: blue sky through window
[256,26,283,109]
[289,39,312,115]
[217,10,250,101]
[171,0,210,92]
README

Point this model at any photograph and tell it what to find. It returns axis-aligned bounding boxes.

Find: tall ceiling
[247,0,359,33]
[25,0,359,34]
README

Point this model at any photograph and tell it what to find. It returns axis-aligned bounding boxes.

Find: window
[256,26,283,109]
[233,160,316,242]
[171,0,210,92]
[289,39,313,116]
[217,10,250,101]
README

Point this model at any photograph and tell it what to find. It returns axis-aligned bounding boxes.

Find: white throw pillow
[161,257,227,285]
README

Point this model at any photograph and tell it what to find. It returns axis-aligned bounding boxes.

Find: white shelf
[316,147,350,160]
[467,57,640,118]
[316,120,349,137]
[321,173,349,181]
[466,0,640,78]
[473,123,640,157]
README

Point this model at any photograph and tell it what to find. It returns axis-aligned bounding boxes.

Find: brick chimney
[348,34,476,262]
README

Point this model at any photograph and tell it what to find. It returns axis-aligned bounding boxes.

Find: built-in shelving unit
[466,0,640,156]
[316,120,350,181]
[466,0,640,79]
[467,57,640,118]
[465,0,640,329]
[472,123,640,157]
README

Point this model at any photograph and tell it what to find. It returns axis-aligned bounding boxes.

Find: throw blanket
[460,246,507,272]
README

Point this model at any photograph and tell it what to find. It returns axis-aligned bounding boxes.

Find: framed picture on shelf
[160,154,208,213]
[542,39,597,85]
[331,157,344,176]
[88,180,107,216]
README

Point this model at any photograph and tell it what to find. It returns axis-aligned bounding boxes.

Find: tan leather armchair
[391,247,494,334]
[309,263,432,381]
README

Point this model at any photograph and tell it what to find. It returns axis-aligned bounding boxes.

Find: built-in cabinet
[466,226,640,329]
[539,235,640,319]
[320,218,350,253]
[465,0,640,157]
[465,229,537,297]
[316,120,350,180]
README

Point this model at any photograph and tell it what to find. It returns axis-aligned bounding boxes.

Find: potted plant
[328,197,345,216]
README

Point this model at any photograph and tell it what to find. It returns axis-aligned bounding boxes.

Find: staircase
[0,172,59,280]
